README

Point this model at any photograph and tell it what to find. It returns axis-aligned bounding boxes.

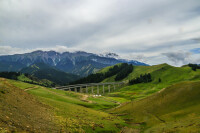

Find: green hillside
[112,80,200,132]
[1,63,200,132]
[20,63,80,85]
[0,78,60,132]
[101,63,200,100]
[101,63,200,83]
[0,78,126,132]
[70,63,133,84]
[0,72,54,87]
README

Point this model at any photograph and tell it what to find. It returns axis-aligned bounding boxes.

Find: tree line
[129,73,152,85]
[0,72,21,80]
[188,64,200,71]
[23,80,55,88]
[0,71,55,87]
[115,64,133,81]
[70,63,133,84]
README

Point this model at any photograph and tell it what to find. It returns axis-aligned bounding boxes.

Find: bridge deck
[54,82,124,89]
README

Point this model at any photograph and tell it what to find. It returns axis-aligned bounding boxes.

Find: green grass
[0,78,59,132]
[101,64,200,101]
[26,86,126,132]
[3,63,200,132]
[17,74,32,82]
[112,80,200,132]
[8,79,36,89]
[44,87,120,110]
[98,63,123,74]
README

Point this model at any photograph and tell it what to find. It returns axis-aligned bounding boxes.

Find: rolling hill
[1,63,200,132]
[0,78,126,132]
[0,71,55,87]
[20,63,80,85]
[112,80,200,132]
[82,63,200,100]
[0,78,60,132]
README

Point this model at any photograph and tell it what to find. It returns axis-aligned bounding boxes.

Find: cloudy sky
[0,0,200,66]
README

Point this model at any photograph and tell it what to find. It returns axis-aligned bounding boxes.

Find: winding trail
[24,86,38,91]
[80,94,93,103]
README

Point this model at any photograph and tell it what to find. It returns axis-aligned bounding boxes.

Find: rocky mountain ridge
[0,50,148,76]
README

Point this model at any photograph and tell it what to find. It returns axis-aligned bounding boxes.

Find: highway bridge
[54,82,125,94]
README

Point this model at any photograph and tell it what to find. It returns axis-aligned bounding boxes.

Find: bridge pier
[55,82,124,94]
[86,86,88,93]
[103,85,104,94]
[97,85,99,94]
[80,87,82,93]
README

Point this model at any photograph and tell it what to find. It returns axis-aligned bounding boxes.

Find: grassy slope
[112,80,200,132]
[1,63,200,132]
[0,78,59,132]
[17,74,54,87]
[21,63,80,85]
[100,64,200,101]
[5,79,126,132]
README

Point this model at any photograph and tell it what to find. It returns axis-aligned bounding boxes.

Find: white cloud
[0,0,200,65]
[0,45,80,55]
[0,46,24,55]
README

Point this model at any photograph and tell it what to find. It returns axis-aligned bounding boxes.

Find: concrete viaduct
[54,82,125,94]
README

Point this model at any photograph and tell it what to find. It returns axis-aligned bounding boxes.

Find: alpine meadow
[0,0,200,133]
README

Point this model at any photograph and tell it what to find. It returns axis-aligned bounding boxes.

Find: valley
[1,0,199,132]
[0,63,200,132]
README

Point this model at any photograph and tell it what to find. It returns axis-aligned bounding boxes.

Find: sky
[0,0,200,66]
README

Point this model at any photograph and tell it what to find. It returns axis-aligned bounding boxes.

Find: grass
[112,80,200,132]
[26,86,126,132]
[17,74,32,82]
[17,73,54,87]
[1,78,127,132]
[0,78,59,132]
[9,79,36,89]
[101,64,200,101]
[1,63,200,132]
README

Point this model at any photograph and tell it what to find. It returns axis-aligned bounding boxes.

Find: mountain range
[0,50,148,77]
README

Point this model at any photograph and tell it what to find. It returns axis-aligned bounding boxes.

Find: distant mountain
[0,50,148,76]
[20,63,80,85]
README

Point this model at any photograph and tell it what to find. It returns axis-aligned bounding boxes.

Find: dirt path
[24,86,38,91]
[81,94,92,103]
[158,88,166,93]
[120,127,140,133]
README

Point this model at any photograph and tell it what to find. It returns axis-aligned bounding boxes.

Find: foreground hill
[0,78,59,132]
[0,78,126,132]
[0,50,148,76]
[112,80,200,132]
[20,63,80,85]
